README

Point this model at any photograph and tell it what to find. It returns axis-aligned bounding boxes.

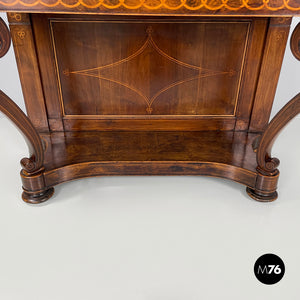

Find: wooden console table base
[0,5,300,203]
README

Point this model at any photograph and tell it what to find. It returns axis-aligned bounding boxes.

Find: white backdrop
[0,13,299,119]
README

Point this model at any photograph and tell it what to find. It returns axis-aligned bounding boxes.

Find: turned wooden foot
[22,187,55,204]
[246,187,278,202]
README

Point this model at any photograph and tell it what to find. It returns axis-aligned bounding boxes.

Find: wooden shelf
[42,131,257,170]
[40,130,259,189]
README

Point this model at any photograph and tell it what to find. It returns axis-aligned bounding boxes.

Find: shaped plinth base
[22,187,55,204]
[246,187,278,202]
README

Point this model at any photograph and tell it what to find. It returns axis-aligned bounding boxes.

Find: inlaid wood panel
[31,15,268,131]
[52,20,248,118]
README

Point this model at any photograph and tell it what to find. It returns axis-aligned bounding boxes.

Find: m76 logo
[257,265,282,275]
[254,254,285,285]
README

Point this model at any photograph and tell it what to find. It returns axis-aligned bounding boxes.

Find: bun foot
[22,187,55,204]
[246,187,278,202]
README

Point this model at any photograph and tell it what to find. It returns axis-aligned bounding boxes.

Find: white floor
[0,117,300,299]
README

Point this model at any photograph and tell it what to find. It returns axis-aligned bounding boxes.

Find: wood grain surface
[1,0,300,16]
[40,130,259,188]
[31,15,269,131]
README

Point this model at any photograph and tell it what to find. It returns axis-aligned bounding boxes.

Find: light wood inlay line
[67,26,234,114]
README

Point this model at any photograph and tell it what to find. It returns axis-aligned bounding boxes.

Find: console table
[0,1,300,203]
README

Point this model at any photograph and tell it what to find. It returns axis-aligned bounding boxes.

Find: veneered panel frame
[52,20,249,117]
[31,14,268,131]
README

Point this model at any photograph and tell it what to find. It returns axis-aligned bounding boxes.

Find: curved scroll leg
[0,90,54,203]
[247,23,300,202]
[0,18,54,203]
[248,92,300,201]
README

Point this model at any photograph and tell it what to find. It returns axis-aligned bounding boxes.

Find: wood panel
[52,20,248,117]
[31,15,268,131]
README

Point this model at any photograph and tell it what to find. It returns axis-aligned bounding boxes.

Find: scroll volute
[0,18,10,58]
[291,22,300,61]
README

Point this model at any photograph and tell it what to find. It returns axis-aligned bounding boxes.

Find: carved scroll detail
[291,22,300,61]
[256,93,300,175]
[0,18,10,58]
[0,90,44,174]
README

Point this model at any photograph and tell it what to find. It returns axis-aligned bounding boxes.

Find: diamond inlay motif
[66,26,234,114]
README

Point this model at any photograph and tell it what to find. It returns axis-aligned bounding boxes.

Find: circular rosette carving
[265,157,280,173]
[0,18,11,58]
[291,22,300,61]
[21,157,38,173]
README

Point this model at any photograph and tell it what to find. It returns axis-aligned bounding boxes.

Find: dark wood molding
[0,90,44,175]
[0,17,10,58]
[291,22,300,61]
